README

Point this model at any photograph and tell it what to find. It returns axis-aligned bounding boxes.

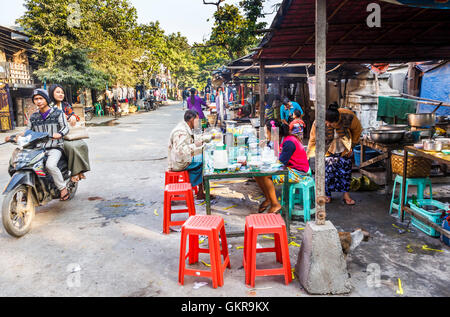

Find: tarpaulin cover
[418,62,450,116]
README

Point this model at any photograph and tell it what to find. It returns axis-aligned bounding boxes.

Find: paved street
[0,102,448,297]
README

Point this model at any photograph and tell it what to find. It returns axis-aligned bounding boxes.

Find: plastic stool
[281,176,316,222]
[165,170,199,195]
[163,183,196,234]
[179,215,231,288]
[389,175,433,217]
[244,214,292,288]
[165,171,190,186]
[95,103,105,117]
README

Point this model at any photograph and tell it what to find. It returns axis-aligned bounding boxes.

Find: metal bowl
[423,140,442,152]
[378,124,408,131]
[408,113,436,127]
[370,130,406,144]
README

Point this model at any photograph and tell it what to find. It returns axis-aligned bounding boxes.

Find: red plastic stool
[163,183,196,234]
[165,171,189,186]
[165,170,199,195]
[179,215,231,288]
[244,214,292,287]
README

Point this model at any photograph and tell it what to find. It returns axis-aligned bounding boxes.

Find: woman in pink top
[255,121,310,214]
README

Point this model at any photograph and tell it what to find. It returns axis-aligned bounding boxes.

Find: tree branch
[202,0,225,10]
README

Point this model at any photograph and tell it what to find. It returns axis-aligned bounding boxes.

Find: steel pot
[378,124,409,131]
[423,140,442,152]
[370,130,406,144]
[408,113,436,127]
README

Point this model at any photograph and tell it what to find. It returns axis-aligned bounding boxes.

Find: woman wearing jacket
[307,103,362,205]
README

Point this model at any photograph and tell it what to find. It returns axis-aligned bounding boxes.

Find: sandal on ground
[268,209,282,215]
[325,197,332,203]
[342,198,356,206]
[71,176,80,183]
[60,189,70,201]
[258,201,270,213]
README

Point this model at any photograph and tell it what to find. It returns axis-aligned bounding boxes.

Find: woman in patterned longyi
[307,103,362,206]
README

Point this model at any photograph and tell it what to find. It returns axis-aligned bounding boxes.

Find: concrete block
[296,221,352,295]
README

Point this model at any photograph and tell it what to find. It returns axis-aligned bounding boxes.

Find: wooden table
[203,158,290,237]
[359,138,413,193]
[399,146,450,239]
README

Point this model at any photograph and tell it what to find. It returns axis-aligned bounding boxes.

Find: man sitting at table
[168,110,212,200]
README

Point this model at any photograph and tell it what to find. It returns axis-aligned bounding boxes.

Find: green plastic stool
[389,174,433,217]
[281,170,316,222]
[95,103,105,117]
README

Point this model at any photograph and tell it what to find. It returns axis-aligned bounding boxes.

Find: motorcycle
[84,106,95,121]
[143,96,156,112]
[1,131,78,237]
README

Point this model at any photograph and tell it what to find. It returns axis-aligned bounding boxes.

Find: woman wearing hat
[49,84,91,183]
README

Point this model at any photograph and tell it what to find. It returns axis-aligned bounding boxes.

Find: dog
[339,228,370,258]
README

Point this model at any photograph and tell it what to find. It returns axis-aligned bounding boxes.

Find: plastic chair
[163,183,196,234]
[179,215,231,288]
[389,174,433,217]
[244,214,292,288]
[95,103,105,117]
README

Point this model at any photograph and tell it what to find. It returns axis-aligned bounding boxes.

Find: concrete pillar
[296,221,352,294]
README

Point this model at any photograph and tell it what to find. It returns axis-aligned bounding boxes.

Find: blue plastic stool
[389,175,433,217]
[281,170,316,222]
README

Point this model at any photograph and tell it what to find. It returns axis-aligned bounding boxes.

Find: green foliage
[207,0,266,60]
[18,0,142,87]
[34,48,109,89]
[17,0,268,93]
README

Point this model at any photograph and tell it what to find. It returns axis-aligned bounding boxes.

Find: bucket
[441,217,450,246]
[354,145,381,167]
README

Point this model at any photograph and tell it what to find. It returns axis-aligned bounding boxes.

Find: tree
[202,0,267,61]
[18,0,142,87]
[34,48,109,89]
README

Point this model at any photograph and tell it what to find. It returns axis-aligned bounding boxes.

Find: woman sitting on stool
[255,121,310,214]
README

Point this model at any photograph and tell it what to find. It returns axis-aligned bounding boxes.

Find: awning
[254,0,450,63]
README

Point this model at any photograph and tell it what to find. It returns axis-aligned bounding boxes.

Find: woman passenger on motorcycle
[49,84,91,183]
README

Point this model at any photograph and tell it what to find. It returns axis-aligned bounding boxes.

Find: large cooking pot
[370,130,406,144]
[407,113,436,127]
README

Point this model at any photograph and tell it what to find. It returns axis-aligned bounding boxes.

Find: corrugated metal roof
[255,0,450,63]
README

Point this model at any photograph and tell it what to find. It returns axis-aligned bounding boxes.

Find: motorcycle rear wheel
[67,180,78,200]
[2,185,35,238]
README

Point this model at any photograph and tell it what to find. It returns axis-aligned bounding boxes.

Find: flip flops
[60,188,70,201]
[342,198,356,206]
[258,202,270,213]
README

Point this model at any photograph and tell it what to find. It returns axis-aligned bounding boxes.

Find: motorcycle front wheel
[85,112,94,121]
[2,185,35,238]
